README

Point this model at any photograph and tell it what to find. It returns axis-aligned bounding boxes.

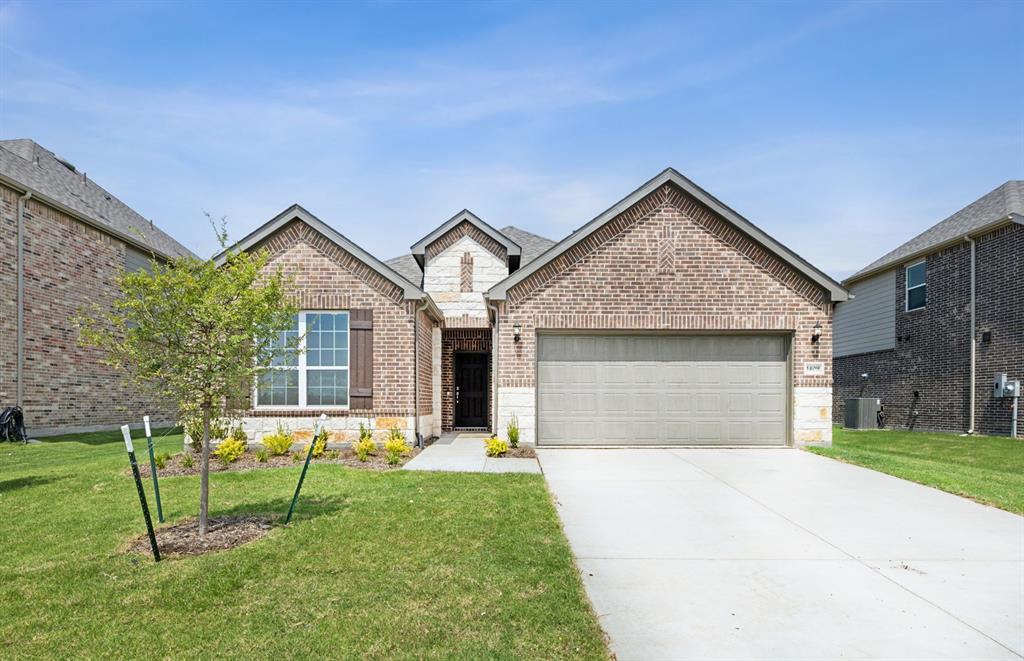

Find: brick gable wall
[250,219,431,418]
[424,220,507,264]
[496,184,833,445]
[0,182,177,434]
[238,218,437,444]
[834,223,1022,435]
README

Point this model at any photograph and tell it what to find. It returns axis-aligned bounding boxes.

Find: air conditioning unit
[844,398,880,429]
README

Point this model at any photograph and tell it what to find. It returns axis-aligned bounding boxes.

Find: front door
[454,352,488,428]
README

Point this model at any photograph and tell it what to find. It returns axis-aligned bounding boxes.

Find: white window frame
[254,310,351,410]
[905,260,927,312]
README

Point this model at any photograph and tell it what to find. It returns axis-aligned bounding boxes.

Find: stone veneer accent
[236,414,419,446]
[0,183,177,435]
[425,234,509,320]
[495,182,834,447]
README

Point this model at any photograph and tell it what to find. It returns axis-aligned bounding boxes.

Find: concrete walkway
[540,447,1024,660]
[403,433,541,473]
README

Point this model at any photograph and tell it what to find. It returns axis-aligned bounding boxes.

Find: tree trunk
[199,406,211,535]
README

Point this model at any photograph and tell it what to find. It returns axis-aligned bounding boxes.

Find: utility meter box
[994,373,1020,398]
[844,398,880,429]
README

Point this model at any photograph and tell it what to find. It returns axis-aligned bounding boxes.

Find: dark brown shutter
[349,309,373,409]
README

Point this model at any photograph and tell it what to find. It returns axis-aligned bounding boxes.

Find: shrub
[213,437,246,465]
[384,430,411,465]
[181,453,195,469]
[291,451,304,462]
[485,436,508,457]
[255,448,269,463]
[262,422,293,456]
[230,425,248,444]
[506,413,520,448]
[154,451,172,470]
[309,427,329,458]
[353,436,377,462]
[181,414,229,453]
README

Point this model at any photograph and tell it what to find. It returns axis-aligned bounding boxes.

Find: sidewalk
[403,433,541,473]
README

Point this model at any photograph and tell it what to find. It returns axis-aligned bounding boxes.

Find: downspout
[487,300,500,434]
[966,236,976,435]
[16,190,31,409]
[412,299,430,448]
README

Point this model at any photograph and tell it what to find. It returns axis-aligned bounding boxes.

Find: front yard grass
[806,426,1024,513]
[0,430,607,659]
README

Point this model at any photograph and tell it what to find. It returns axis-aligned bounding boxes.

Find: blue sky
[1,1,1021,278]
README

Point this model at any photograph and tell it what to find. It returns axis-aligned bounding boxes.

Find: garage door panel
[695,393,721,414]
[725,364,754,386]
[663,392,692,413]
[663,363,691,384]
[538,334,788,447]
[695,364,722,385]
[634,393,659,414]
[600,392,630,413]
[727,421,754,443]
[727,393,753,412]
[757,364,786,386]
[758,392,786,414]
[663,420,694,441]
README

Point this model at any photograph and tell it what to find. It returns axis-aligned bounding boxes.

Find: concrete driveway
[539,448,1024,660]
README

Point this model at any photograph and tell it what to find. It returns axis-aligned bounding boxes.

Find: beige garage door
[537,334,788,446]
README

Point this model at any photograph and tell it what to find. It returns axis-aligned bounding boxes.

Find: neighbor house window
[256,311,349,408]
[905,260,926,311]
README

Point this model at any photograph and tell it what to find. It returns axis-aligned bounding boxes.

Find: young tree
[80,227,295,534]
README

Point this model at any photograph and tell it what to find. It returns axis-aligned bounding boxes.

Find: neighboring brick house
[833,181,1023,436]
[227,168,847,447]
[0,139,193,436]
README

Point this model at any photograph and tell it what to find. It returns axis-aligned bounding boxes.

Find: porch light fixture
[512,323,522,343]
[811,321,822,344]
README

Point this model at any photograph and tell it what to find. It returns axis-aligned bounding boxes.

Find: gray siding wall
[834,269,896,357]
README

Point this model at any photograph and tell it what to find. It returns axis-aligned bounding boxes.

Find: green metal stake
[285,414,327,524]
[143,415,164,523]
[122,425,161,562]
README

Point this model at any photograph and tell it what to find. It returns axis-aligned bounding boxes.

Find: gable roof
[214,204,435,305]
[0,139,193,260]
[384,253,423,287]
[384,225,554,288]
[499,226,557,264]
[409,209,521,268]
[486,167,849,302]
[847,180,1024,284]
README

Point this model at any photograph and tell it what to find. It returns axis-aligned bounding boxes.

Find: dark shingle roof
[849,180,1024,282]
[385,225,555,285]
[0,139,193,259]
[385,253,423,287]
[499,226,557,265]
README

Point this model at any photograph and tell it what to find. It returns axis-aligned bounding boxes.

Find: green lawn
[0,430,607,659]
[806,426,1024,513]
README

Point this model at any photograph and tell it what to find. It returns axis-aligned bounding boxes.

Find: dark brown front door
[454,352,488,428]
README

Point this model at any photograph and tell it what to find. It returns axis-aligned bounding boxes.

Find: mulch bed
[132,446,421,478]
[499,446,537,459]
[127,516,273,557]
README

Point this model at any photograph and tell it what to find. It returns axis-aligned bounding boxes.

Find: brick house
[0,139,193,436]
[833,181,1023,436]
[225,168,848,447]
